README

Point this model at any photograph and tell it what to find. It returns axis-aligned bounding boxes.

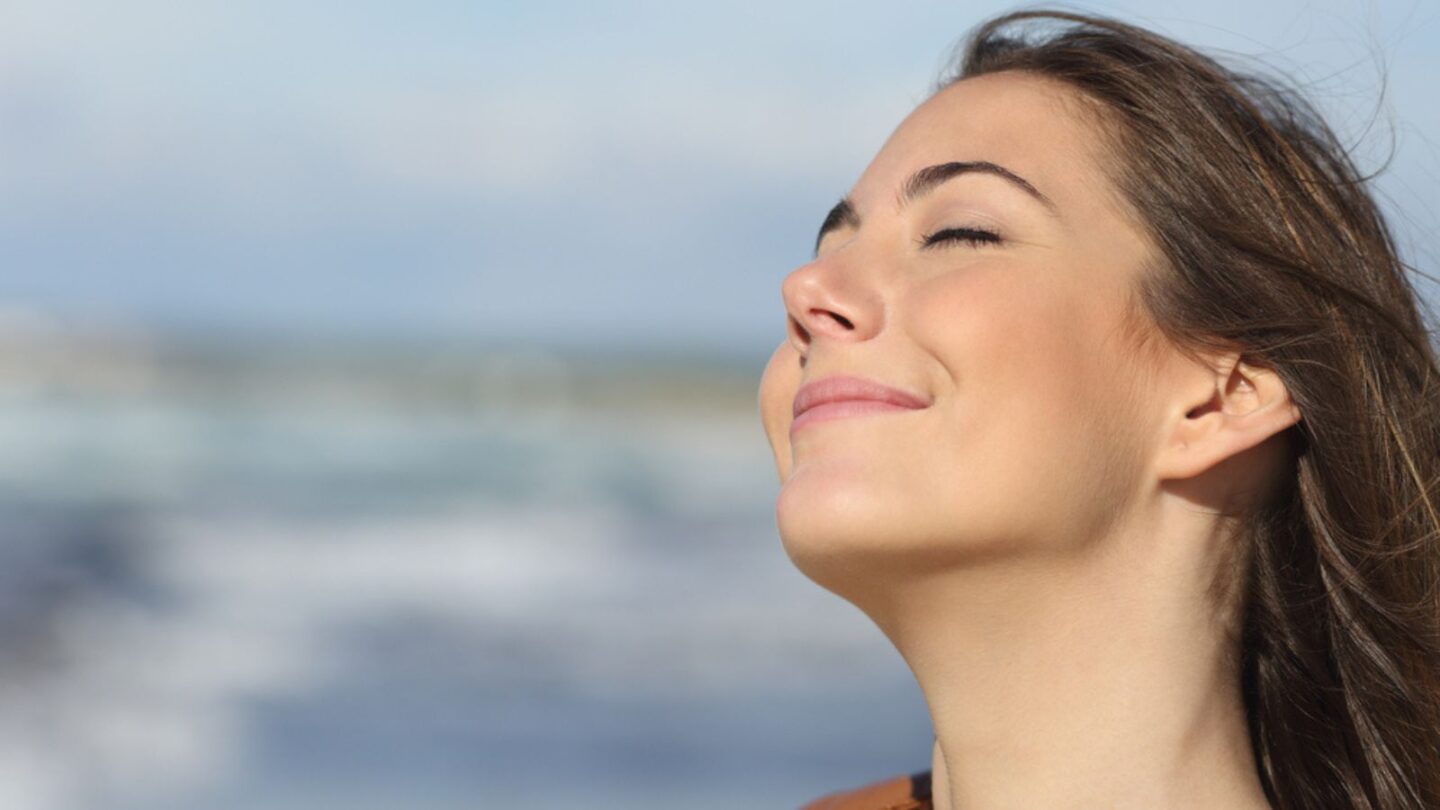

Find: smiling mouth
[790,374,931,436]
[790,399,926,434]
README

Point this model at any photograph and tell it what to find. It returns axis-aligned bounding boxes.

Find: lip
[791,374,931,435]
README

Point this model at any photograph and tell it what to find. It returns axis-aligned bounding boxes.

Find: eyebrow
[813,160,1057,256]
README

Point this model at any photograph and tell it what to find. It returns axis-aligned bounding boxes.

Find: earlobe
[1156,354,1302,482]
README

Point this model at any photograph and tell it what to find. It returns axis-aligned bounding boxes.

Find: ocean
[0,328,932,809]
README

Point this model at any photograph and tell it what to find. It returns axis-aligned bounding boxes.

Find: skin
[758,71,1300,809]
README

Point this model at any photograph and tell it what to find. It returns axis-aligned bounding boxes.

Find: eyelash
[919,226,1002,248]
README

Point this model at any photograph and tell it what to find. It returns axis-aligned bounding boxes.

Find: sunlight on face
[758,71,1163,586]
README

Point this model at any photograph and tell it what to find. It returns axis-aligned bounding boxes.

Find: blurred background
[0,1,1435,807]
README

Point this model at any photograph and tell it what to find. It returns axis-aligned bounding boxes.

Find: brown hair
[941,8,1440,809]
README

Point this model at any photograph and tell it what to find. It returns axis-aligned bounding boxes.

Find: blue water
[0,335,932,810]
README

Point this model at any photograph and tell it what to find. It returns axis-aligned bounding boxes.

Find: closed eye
[919,226,1002,249]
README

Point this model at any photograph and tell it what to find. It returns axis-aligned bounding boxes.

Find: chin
[774,465,918,591]
[776,461,1033,592]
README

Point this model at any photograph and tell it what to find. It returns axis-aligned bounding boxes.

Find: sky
[0,0,1436,356]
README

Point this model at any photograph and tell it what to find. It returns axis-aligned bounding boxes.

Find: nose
[781,257,882,356]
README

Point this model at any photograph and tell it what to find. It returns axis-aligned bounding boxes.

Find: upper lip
[792,374,932,419]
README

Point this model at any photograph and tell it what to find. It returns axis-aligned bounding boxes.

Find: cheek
[905,270,1144,535]
[758,342,799,478]
[912,269,1090,450]
[906,269,1082,390]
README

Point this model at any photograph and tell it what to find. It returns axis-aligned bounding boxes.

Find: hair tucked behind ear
[942,8,1440,809]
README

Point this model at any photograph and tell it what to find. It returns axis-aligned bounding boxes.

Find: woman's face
[759,71,1165,579]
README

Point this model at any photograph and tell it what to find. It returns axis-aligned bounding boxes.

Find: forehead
[850,71,1118,215]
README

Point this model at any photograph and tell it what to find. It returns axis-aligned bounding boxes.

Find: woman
[758,9,1440,810]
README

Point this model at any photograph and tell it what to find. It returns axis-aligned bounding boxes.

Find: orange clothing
[800,769,933,810]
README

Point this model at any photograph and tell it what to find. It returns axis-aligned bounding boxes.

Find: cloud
[0,0,1433,339]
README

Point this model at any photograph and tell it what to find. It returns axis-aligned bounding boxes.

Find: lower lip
[790,400,923,435]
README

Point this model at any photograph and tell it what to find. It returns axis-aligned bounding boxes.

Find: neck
[867,521,1273,810]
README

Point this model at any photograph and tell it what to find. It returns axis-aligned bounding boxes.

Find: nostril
[787,306,856,351]
[787,315,808,346]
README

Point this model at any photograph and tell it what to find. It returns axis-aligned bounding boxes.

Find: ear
[1154,351,1303,482]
